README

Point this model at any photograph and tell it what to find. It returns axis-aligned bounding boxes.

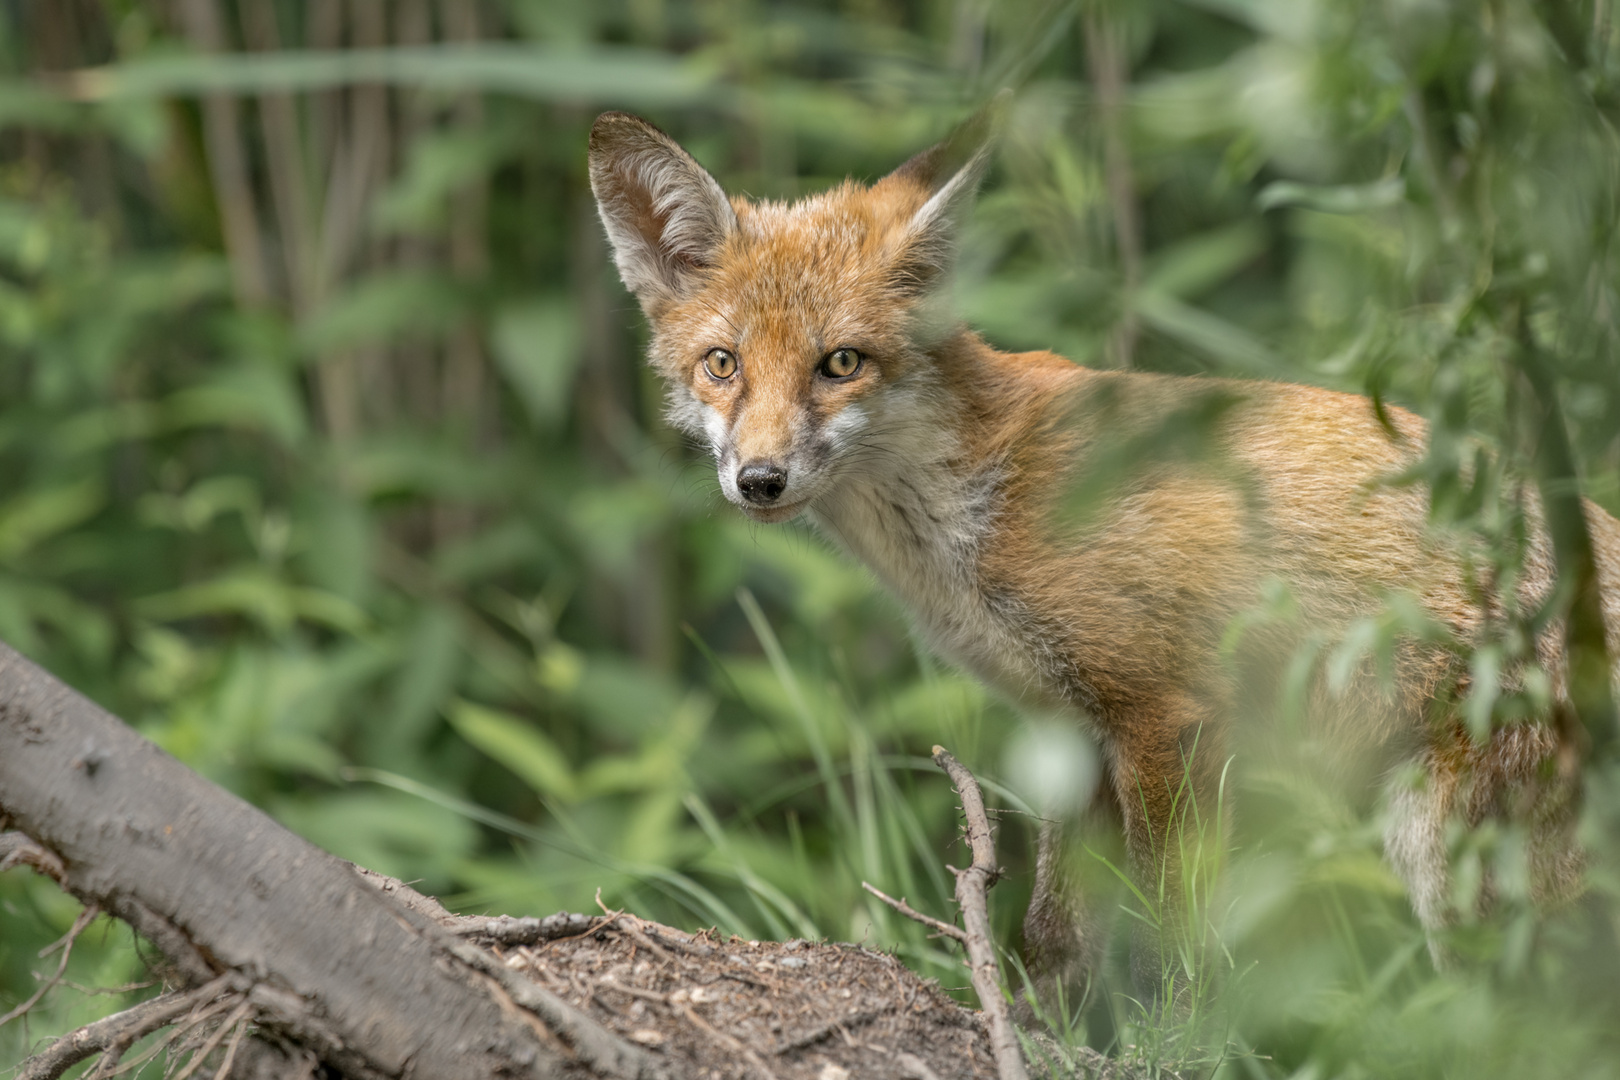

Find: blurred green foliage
[2,0,1620,1076]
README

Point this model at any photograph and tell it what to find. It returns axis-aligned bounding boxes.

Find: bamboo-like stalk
[351,0,393,432]
[177,0,271,308]
[1084,3,1140,370]
[240,0,316,316]
[435,0,490,544]
[394,0,440,428]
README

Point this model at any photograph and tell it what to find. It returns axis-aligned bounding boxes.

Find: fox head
[587,107,995,523]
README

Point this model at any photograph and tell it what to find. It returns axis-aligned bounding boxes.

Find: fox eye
[703,348,737,380]
[819,348,863,380]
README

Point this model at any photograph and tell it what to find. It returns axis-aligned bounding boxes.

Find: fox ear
[589,113,738,316]
[884,93,1006,294]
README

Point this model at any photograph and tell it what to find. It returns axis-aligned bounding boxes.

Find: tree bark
[0,641,660,1080]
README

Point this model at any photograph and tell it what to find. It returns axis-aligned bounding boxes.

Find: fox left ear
[883,91,1007,294]
[588,113,738,317]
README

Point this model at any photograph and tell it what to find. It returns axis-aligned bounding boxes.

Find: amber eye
[703,348,737,380]
[820,348,862,379]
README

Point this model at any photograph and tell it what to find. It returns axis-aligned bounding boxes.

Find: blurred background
[4,0,1620,1076]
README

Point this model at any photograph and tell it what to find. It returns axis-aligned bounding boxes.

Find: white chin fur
[734,498,808,524]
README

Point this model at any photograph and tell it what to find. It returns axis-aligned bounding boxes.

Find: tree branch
[932,745,1029,1080]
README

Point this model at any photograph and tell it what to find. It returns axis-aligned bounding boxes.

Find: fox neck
[807,363,993,608]
[804,334,1065,708]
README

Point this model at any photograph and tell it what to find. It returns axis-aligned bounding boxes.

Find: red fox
[588,106,1620,997]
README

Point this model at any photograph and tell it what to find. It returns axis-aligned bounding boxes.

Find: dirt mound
[505,913,994,1079]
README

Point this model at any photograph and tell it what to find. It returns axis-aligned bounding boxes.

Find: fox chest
[809,479,1075,716]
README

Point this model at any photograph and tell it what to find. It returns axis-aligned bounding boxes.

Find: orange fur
[589,110,1616,998]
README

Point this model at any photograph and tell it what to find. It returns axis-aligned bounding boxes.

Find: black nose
[737,462,788,505]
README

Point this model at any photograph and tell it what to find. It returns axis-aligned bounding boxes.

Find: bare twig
[212,1012,251,1080]
[0,904,101,1028]
[15,976,234,1080]
[931,745,1029,1080]
[88,987,246,1080]
[861,881,968,943]
[172,998,254,1080]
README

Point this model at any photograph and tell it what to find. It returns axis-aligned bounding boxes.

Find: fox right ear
[882,93,1006,296]
[588,113,738,316]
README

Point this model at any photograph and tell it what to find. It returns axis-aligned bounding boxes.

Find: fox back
[588,108,1620,997]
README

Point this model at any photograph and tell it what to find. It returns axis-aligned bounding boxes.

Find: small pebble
[629,1029,666,1046]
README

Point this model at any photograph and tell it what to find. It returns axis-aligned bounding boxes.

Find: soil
[504,914,996,1080]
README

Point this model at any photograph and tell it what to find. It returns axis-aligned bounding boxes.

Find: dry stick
[860,881,968,942]
[931,745,1029,1080]
[14,975,234,1080]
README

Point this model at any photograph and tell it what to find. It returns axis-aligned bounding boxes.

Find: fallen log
[0,641,656,1080]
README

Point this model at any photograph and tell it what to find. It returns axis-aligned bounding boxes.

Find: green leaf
[0,478,104,563]
[137,568,366,636]
[1257,178,1406,215]
[1142,223,1269,300]
[1135,291,1284,375]
[492,298,583,428]
[448,699,580,803]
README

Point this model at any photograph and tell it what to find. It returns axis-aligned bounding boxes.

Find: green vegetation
[3,0,1620,1076]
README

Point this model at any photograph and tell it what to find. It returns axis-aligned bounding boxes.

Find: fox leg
[1021,782,1125,1015]
[1383,749,1458,967]
[1110,699,1229,1000]
[1388,719,1585,968]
